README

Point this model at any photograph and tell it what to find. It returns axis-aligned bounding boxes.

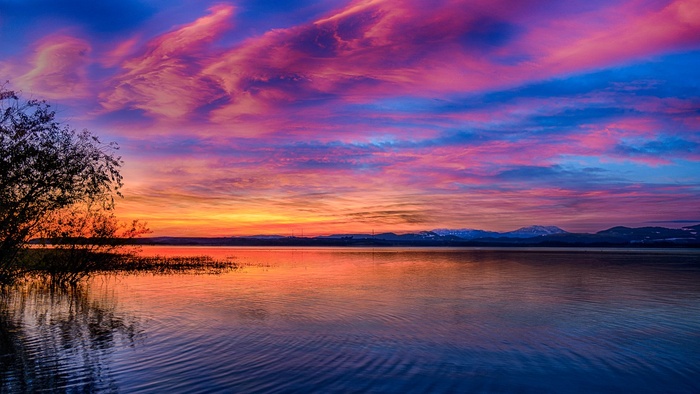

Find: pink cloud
[202,0,700,119]
[543,0,700,72]
[202,0,526,120]
[99,36,142,68]
[88,0,700,141]
[100,4,235,118]
[3,35,92,100]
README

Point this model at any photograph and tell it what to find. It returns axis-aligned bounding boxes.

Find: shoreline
[135,244,700,255]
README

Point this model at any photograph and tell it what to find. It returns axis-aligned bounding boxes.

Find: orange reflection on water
[125,246,688,325]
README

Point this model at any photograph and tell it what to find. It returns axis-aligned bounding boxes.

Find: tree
[30,203,148,284]
[0,86,130,280]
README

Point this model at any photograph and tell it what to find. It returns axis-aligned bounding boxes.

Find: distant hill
[500,225,568,238]
[684,224,700,234]
[596,226,698,242]
[433,225,567,239]
[431,228,500,239]
[319,231,455,241]
[127,224,700,247]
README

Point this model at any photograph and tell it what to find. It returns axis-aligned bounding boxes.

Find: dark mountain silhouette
[129,224,700,247]
[596,226,694,240]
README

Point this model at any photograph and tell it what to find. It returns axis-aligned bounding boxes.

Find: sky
[1,0,699,236]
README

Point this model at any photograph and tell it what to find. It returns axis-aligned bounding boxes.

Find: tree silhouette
[0,87,128,279]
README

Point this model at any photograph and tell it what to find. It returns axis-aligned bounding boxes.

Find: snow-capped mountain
[432,226,567,240]
[431,228,500,239]
[500,225,568,238]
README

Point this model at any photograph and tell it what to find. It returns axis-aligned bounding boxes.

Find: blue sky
[1,0,699,235]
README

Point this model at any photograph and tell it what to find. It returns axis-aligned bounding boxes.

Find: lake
[2,247,700,393]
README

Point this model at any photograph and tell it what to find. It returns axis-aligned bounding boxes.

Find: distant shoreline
[32,224,700,249]
[136,244,700,255]
[127,237,700,249]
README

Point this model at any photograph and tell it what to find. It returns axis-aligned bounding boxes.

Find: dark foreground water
[1,247,700,393]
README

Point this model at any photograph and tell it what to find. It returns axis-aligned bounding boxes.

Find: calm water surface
[2,247,700,393]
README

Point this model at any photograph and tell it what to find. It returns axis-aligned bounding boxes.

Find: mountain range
[137,224,700,247]
[431,225,567,239]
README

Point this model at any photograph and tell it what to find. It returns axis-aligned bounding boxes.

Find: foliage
[0,86,144,282]
[28,204,149,284]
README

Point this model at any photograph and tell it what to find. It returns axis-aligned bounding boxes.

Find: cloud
[198,0,536,122]
[100,4,235,118]
[100,37,142,68]
[8,35,92,99]
[92,0,700,136]
[615,136,700,163]
[542,0,700,72]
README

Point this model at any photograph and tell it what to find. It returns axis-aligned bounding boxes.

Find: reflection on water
[0,280,142,392]
[2,247,700,392]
